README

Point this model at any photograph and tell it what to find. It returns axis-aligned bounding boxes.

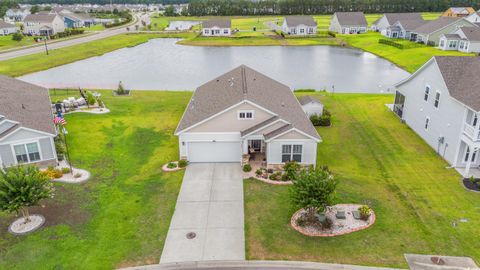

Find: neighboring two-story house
[329,12,368,34]
[393,56,480,177]
[23,14,66,36]
[3,8,31,22]
[202,19,231,36]
[281,16,317,36]
[0,75,57,169]
[175,65,321,166]
[412,17,476,46]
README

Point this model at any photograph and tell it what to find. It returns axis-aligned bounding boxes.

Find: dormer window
[238,110,254,120]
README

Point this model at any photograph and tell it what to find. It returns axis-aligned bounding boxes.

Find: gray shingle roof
[443,33,461,39]
[0,20,17,28]
[394,19,426,31]
[284,16,316,27]
[299,95,321,106]
[334,12,367,26]
[460,27,480,41]
[413,17,463,34]
[240,116,279,137]
[202,19,231,28]
[0,75,55,136]
[264,124,292,140]
[175,65,320,140]
[24,14,57,23]
[384,13,423,25]
[434,56,480,111]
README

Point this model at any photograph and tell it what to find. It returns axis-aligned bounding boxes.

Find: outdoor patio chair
[336,211,346,219]
[315,213,326,223]
[352,210,361,220]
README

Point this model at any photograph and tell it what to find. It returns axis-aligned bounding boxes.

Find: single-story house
[439,27,480,53]
[175,65,321,166]
[61,12,95,28]
[412,17,476,45]
[23,14,66,36]
[393,56,480,177]
[329,12,368,34]
[299,96,323,117]
[281,16,317,36]
[202,19,231,36]
[0,75,57,168]
[0,20,19,36]
[384,19,426,40]
[467,11,480,23]
[371,13,423,33]
[3,8,30,22]
[442,7,476,18]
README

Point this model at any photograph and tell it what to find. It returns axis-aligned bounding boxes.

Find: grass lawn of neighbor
[245,93,480,268]
[0,90,191,269]
[0,35,39,51]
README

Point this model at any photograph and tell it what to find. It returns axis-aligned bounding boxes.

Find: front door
[250,140,262,152]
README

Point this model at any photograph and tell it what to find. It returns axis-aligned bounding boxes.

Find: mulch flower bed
[247,175,292,185]
[162,161,186,172]
[462,178,480,193]
[291,204,376,237]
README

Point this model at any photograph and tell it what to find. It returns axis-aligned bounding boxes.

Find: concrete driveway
[160,163,245,263]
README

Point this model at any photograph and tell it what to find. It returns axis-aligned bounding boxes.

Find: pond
[19,38,410,93]
[165,21,200,31]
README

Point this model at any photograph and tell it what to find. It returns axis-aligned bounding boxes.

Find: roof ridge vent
[241,66,247,95]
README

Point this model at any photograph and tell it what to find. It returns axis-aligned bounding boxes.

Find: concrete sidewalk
[160,163,245,263]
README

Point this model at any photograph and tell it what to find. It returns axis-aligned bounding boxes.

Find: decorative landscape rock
[291,204,375,237]
[8,214,45,235]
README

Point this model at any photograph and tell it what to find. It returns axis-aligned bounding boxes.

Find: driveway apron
[160,163,245,263]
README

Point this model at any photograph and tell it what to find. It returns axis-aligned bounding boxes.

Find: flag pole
[62,126,73,174]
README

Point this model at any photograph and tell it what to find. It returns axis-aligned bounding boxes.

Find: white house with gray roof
[202,19,231,36]
[175,65,321,166]
[0,20,19,36]
[23,14,65,36]
[329,12,368,34]
[439,27,480,53]
[412,17,476,45]
[0,75,57,169]
[393,56,480,177]
[299,96,323,117]
[383,19,426,40]
[4,8,30,22]
[371,13,423,34]
[281,16,317,36]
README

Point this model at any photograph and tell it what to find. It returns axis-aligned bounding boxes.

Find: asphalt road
[0,13,149,62]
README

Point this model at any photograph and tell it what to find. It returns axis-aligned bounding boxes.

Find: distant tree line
[187,0,480,16]
[18,0,188,4]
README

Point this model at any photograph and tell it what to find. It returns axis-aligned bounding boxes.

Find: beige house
[23,14,65,36]
[175,65,321,166]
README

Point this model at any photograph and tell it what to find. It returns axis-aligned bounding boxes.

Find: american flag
[53,115,67,126]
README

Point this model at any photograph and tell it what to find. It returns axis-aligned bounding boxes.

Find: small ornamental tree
[290,167,337,221]
[0,165,54,223]
[12,32,24,42]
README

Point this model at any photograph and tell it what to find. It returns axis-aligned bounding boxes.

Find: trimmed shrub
[283,161,301,180]
[167,162,177,169]
[310,110,331,126]
[255,168,263,176]
[12,32,24,41]
[86,91,96,106]
[243,164,252,172]
[61,167,71,174]
[178,159,188,168]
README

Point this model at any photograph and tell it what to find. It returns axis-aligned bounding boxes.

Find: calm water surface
[20,38,410,93]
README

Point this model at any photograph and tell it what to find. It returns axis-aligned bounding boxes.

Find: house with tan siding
[175,65,321,166]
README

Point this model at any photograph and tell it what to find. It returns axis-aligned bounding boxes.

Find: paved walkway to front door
[160,163,245,263]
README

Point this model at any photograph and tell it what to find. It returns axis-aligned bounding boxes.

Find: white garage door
[187,141,241,163]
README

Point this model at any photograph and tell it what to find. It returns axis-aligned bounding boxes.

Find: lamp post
[43,36,49,55]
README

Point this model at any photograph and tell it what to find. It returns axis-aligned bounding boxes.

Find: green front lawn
[245,93,480,268]
[0,35,38,51]
[0,90,190,269]
[342,32,473,72]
